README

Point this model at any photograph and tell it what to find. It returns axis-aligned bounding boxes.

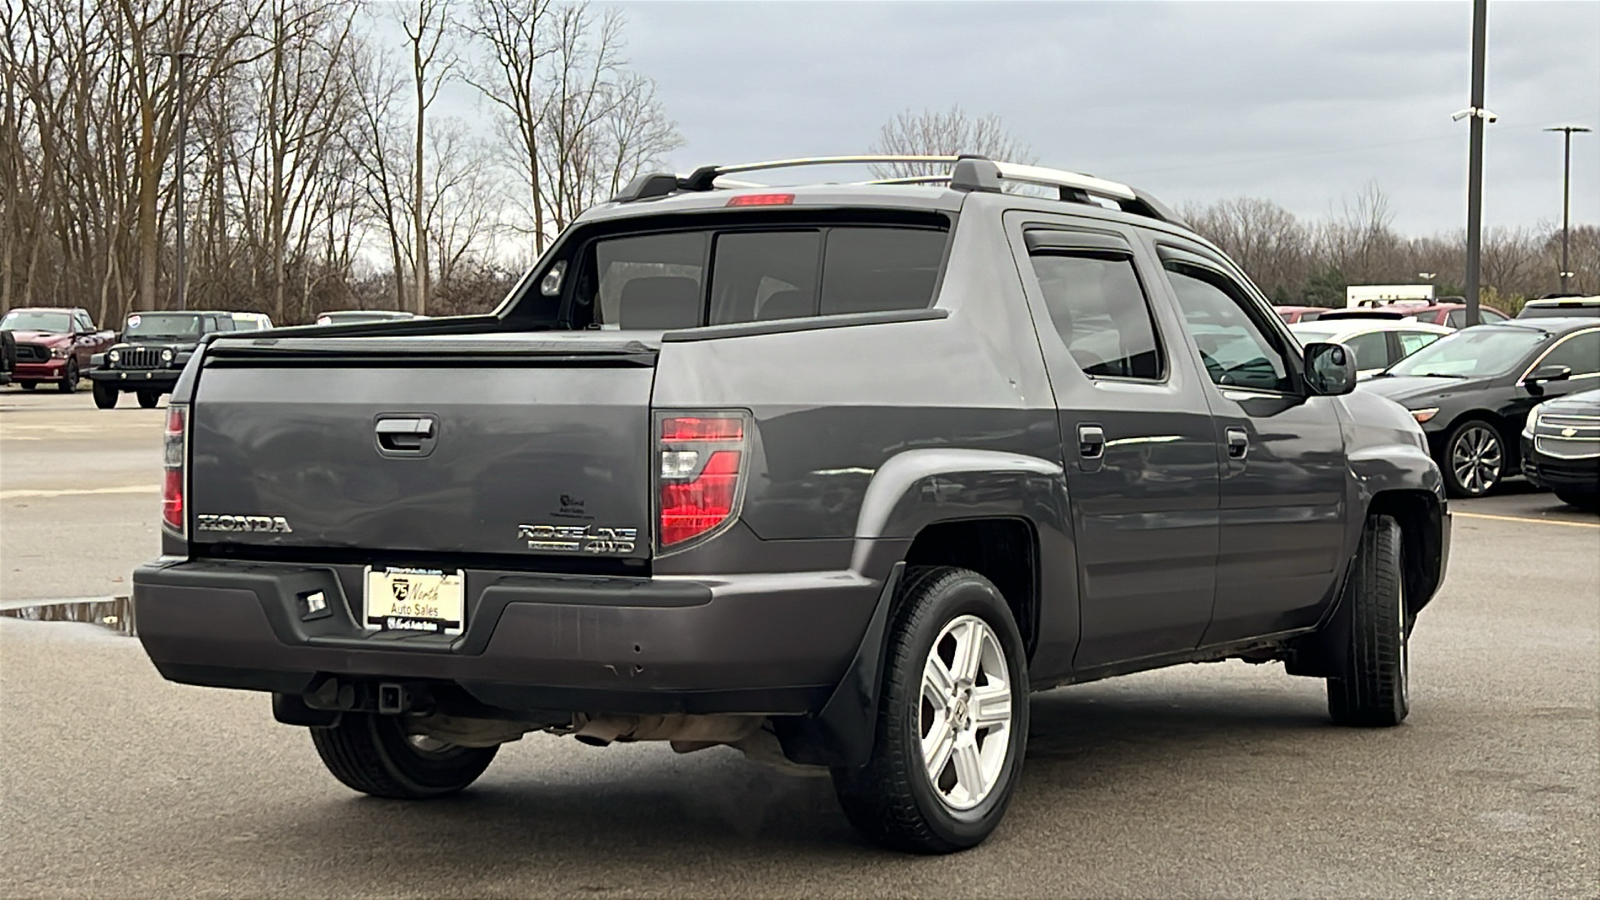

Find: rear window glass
[582,225,945,330]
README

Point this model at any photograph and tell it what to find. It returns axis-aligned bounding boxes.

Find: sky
[418,1,1600,237]
[574,1,1600,236]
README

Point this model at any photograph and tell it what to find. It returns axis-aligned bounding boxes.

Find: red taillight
[163,407,186,533]
[657,413,748,549]
[725,193,794,207]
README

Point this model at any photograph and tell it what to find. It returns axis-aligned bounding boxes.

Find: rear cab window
[554,214,950,331]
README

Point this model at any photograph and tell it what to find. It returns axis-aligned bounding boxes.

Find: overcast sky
[424,2,1599,235]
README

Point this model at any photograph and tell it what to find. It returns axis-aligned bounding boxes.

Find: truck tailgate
[188,336,655,560]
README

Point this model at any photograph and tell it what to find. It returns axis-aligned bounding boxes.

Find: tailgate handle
[375,417,435,453]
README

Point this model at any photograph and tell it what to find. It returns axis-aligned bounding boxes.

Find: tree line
[0,0,680,328]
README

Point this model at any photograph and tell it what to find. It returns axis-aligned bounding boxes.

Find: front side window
[1163,263,1294,392]
[1029,252,1164,380]
[1340,331,1391,371]
[1537,330,1600,378]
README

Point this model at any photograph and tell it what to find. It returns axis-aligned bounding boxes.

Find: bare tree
[397,0,455,315]
[868,106,1036,178]
[1182,197,1310,300]
[461,0,554,250]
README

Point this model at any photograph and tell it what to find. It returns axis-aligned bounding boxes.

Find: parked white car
[1289,319,1453,379]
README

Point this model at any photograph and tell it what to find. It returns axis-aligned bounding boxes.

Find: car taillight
[657,413,749,550]
[163,406,187,534]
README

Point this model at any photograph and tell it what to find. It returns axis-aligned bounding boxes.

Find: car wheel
[1554,489,1599,512]
[831,566,1029,854]
[57,359,79,393]
[136,390,160,409]
[1327,514,1409,727]
[92,382,119,409]
[1441,419,1504,497]
[310,712,497,800]
[19,381,36,391]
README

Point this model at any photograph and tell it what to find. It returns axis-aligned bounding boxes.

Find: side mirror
[1525,364,1571,394]
[1304,342,1357,396]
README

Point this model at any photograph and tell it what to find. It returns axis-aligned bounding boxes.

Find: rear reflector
[657,412,749,550]
[162,406,187,534]
[726,193,794,207]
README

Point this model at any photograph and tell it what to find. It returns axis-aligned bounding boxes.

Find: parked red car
[1391,302,1510,329]
[1274,305,1331,324]
[0,307,118,392]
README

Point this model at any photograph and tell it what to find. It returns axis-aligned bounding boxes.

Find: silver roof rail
[614,154,1180,224]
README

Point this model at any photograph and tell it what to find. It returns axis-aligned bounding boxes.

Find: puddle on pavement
[0,596,135,636]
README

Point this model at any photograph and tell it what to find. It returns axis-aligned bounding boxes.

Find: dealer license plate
[364,565,464,635]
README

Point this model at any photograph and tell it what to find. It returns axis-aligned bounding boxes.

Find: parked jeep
[133,156,1450,854]
[89,310,271,408]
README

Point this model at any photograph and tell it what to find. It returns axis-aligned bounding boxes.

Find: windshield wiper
[1409,372,1470,379]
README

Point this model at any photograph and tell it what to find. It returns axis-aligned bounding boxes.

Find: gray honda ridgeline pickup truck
[133,155,1450,854]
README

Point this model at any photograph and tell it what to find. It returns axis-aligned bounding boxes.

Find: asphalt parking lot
[2,389,1597,898]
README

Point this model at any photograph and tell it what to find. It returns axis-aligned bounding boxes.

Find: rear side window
[580,224,944,330]
[1029,253,1164,380]
[1340,331,1389,371]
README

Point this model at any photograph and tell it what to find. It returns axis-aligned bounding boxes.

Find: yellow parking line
[1456,511,1600,530]
[0,484,159,500]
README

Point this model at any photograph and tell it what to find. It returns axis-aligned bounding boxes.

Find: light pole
[155,50,209,311]
[1453,0,1494,328]
[1544,125,1592,294]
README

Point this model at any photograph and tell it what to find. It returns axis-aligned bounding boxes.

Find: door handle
[1078,424,1105,460]
[1226,427,1249,460]
[375,417,435,453]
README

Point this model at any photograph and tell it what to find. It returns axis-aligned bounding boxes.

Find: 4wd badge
[517,523,638,554]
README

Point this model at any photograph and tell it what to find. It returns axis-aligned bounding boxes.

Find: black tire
[831,567,1030,854]
[92,382,119,409]
[1327,515,1410,727]
[1554,489,1600,512]
[1440,418,1504,498]
[136,389,160,409]
[57,359,78,393]
[309,712,498,799]
[19,381,36,391]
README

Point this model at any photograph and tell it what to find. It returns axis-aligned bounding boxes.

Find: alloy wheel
[1450,424,1502,495]
[919,615,1013,811]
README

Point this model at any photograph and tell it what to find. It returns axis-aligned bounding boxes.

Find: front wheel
[18,381,36,391]
[57,359,79,393]
[310,712,498,799]
[1441,419,1504,497]
[136,390,160,409]
[1327,514,1410,727]
[831,567,1029,854]
[92,382,118,409]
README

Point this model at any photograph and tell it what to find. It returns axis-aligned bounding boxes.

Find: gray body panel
[138,182,1450,754]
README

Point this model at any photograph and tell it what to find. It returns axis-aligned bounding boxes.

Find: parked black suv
[89,310,271,408]
[132,156,1450,854]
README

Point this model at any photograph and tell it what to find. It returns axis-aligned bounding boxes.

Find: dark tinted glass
[1340,331,1390,370]
[709,231,821,325]
[1030,253,1164,380]
[820,228,945,315]
[1540,330,1600,377]
[595,232,707,329]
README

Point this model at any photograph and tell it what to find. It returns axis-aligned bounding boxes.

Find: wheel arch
[1365,489,1448,619]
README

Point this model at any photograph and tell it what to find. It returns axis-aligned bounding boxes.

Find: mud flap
[772,563,904,768]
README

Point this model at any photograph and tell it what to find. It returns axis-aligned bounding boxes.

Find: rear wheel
[92,382,119,409]
[1327,514,1410,727]
[57,359,79,393]
[310,712,498,799]
[831,567,1029,854]
[136,390,160,409]
[1441,419,1504,497]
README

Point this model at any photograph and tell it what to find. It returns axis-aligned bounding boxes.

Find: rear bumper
[1521,437,1600,492]
[133,558,882,716]
[89,368,179,390]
